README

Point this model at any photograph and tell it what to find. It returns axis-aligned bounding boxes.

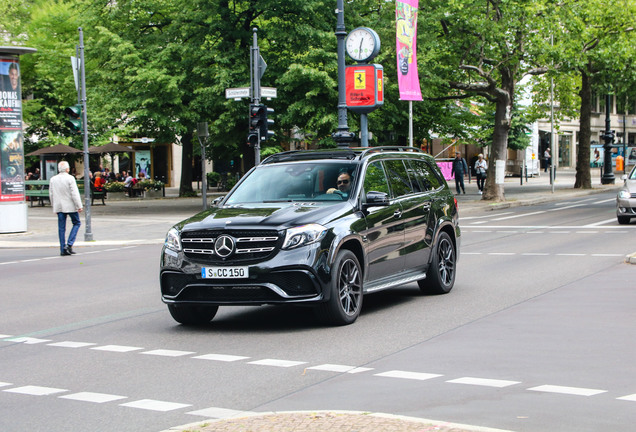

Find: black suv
[160,147,460,326]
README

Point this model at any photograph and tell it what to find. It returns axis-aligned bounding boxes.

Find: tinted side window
[410,159,442,192]
[385,159,415,198]
[363,161,390,194]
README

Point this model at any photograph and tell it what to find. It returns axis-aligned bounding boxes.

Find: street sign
[225,87,250,99]
[133,137,156,143]
[261,87,277,99]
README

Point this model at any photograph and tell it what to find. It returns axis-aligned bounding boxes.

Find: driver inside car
[326,171,353,199]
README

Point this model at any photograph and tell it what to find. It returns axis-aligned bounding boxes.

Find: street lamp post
[332,0,355,148]
[197,122,209,210]
[601,93,615,185]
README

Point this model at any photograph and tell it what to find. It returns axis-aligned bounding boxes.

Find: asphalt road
[1,190,635,432]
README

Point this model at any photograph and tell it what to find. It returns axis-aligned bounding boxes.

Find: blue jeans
[57,212,81,253]
[454,175,465,194]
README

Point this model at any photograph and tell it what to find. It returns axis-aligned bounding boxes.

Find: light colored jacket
[49,172,83,213]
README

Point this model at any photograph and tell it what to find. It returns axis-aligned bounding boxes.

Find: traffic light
[64,104,82,134]
[247,133,258,147]
[249,104,274,141]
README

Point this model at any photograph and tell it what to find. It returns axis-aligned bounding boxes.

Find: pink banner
[396,0,422,101]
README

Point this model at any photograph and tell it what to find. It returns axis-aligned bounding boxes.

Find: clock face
[346,27,380,62]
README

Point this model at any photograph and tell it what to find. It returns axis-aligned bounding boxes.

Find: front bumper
[160,243,331,306]
[616,197,636,218]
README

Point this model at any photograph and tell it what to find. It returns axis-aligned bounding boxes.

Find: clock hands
[359,37,364,57]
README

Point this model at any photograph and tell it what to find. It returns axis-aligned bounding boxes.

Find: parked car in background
[160,147,461,326]
[617,164,636,224]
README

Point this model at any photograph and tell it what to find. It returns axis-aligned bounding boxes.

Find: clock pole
[333,0,355,148]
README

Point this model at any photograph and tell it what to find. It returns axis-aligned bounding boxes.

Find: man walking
[452,151,468,194]
[49,161,83,256]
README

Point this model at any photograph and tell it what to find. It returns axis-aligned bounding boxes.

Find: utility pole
[78,27,93,241]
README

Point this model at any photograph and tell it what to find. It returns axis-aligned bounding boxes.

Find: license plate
[201,266,248,279]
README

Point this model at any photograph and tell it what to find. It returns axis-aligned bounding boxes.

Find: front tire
[418,231,456,295]
[316,250,363,326]
[167,304,219,325]
[617,215,631,225]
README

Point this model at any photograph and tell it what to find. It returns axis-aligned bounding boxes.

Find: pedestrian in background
[474,153,488,194]
[49,161,83,256]
[452,151,468,194]
[544,148,551,172]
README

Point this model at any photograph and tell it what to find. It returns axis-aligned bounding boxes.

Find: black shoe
[65,245,76,255]
[61,249,71,256]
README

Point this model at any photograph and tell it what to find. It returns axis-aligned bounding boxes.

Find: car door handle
[393,209,402,218]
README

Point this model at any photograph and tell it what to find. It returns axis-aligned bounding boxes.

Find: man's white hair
[58,161,70,172]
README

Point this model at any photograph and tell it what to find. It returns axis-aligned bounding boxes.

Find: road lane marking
[617,394,636,402]
[48,341,97,348]
[307,364,374,374]
[447,377,520,388]
[375,370,442,381]
[4,385,67,396]
[141,349,195,357]
[188,407,255,418]
[0,382,12,387]
[120,399,191,411]
[528,385,607,396]
[193,353,250,362]
[493,211,546,221]
[60,392,127,403]
[248,359,307,368]
[5,337,51,344]
[585,218,619,226]
[91,345,143,353]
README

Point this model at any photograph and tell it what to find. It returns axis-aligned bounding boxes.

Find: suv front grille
[182,229,282,263]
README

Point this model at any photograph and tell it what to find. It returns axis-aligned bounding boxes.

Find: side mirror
[212,196,225,206]
[364,191,390,207]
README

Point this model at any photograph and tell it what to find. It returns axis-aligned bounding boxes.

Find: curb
[160,410,516,432]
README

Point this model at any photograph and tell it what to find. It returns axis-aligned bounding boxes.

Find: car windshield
[225,162,359,204]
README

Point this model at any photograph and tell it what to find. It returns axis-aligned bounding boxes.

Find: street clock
[345,27,381,63]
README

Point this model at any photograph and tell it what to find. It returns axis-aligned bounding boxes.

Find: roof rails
[261,149,358,164]
[358,146,425,158]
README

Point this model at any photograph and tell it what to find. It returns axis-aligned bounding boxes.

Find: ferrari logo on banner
[354,71,366,90]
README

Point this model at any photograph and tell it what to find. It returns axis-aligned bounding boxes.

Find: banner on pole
[396,0,422,101]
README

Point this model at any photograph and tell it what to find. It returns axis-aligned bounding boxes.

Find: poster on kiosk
[0,57,25,203]
[0,47,36,234]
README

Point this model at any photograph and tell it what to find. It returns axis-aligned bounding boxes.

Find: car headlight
[282,224,327,250]
[618,190,631,199]
[164,227,182,252]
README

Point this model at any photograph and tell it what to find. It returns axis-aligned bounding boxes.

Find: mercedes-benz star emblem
[214,235,235,258]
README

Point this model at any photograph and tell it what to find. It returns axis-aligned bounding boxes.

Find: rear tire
[418,231,456,295]
[167,304,219,325]
[617,215,631,225]
[316,250,363,326]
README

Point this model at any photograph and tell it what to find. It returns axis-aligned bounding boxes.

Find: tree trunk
[483,76,514,202]
[179,132,194,196]
[574,67,593,189]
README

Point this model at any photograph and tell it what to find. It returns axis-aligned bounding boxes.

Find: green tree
[420,0,553,201]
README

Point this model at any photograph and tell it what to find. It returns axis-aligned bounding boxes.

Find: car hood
[176,201,353,232]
